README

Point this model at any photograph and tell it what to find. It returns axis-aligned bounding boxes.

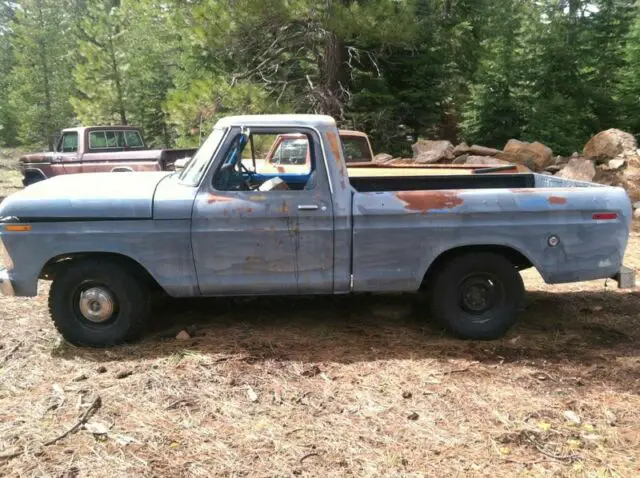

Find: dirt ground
[0,151,638,477]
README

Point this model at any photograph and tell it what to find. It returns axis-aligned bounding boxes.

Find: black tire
[48,259,151,347]
[23,174,45,187]
[429,252,524,340]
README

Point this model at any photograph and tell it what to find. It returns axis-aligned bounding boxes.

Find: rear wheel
[429,252,524,340]
[48,259,151,347]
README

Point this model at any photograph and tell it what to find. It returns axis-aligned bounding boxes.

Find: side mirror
[53,134,61,152]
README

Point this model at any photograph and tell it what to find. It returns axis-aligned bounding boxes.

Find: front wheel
[429,252,524,340]
[48,259,151,347]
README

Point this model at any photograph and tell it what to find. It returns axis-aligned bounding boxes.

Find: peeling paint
[548,196,567,205]
[207,194,234,204]
[395,191,464,212]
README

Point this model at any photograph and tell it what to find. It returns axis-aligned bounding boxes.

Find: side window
[125,131,144,148]
[61,132,78,153]
[89,131,107,149]
[213,130,316,192]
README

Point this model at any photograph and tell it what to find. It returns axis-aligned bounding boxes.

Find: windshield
[178,127,227,186]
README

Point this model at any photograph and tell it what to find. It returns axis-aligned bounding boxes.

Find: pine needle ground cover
[0,156,638,477]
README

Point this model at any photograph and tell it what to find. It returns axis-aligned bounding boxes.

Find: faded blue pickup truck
[0,114,635,347]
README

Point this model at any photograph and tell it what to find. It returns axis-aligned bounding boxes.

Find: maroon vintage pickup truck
[19,125,197,186]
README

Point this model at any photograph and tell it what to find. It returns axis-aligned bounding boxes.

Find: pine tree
[8,0,76,148]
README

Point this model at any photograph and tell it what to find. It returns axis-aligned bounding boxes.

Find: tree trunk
[108,38,127,124]
[320,30,347,119]
[36,0,54,149]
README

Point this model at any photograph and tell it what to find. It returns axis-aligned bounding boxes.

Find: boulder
[412,140,455,164]
[503,139,553,171]
[556,157,596,182]
[608,158,626,170]
[554,156,570,166]
[496,151,537,171]
[464,156,510,166]
[545,165,562,173]
[584,129,637,162]
[452,154,469,164]
[373,153,393,164]
[468,145,502,157]
[453,142,470,156]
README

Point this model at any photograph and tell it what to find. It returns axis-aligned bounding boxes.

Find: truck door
[191,126,335,295]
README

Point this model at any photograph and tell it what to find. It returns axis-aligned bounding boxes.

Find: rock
[247,386,259,402]
[540,171,553,176]
[453,142,470,156]
[584,129,637,162]
[468,145,502,157]
[85,421,110,435]
[452,154,468,165]
[496,151,537,171]
[594,168,625,188]
[563,410,581,425]
[608,158,626,170]
[175,330,191,341]
[412,140,455,164]
[407,412,419,421]
[464,156,510,166]
[634,209,640,219]
[402,391,412,399]
[554,156,570,166]
[73,373,88,382]
[373,153,393,164]
[96,366,107,374]
[503,139,553,171]
[545,165,562,173]
[633,201,640,210]
[556,157,596,182]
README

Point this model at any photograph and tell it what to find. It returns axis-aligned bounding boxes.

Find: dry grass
[0,152,639,477]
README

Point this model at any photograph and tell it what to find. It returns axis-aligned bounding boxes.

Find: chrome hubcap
[78,287,115,323]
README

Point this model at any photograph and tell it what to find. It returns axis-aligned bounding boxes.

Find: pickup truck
[19,125,197,186]
[0,114,635,347]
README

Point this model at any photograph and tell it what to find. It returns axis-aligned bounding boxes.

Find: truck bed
[350,171,628,292]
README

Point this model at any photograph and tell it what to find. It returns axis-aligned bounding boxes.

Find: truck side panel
[0,220,197,297]
[351,186,631,292]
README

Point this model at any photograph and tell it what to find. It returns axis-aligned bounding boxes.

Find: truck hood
[20,152,55,164]
[0,172,171,220]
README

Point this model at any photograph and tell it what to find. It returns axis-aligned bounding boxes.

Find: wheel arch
[40,251,164,293]
[420,244,535,290]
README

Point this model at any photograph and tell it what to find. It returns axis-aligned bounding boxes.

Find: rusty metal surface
[352,182,632,290]
[0,114,634,301]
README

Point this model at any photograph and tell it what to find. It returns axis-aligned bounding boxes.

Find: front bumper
[0,268,15,296]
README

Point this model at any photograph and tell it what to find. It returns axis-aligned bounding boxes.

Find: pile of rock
[374,128,640,206]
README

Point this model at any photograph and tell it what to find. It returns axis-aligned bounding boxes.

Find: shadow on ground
[55,290,640,384]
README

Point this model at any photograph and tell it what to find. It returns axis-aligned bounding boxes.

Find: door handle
[298,204,319,211]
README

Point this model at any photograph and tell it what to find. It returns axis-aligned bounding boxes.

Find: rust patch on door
[548,196,567,205]
[207,194,234,204]
[325,131,347,189]
[395,191,463,212]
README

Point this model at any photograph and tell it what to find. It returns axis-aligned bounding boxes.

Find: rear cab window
[342,135,372,163]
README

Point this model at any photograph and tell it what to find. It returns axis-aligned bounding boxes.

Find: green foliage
[1,0,640,154]
[7,0,76,148]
